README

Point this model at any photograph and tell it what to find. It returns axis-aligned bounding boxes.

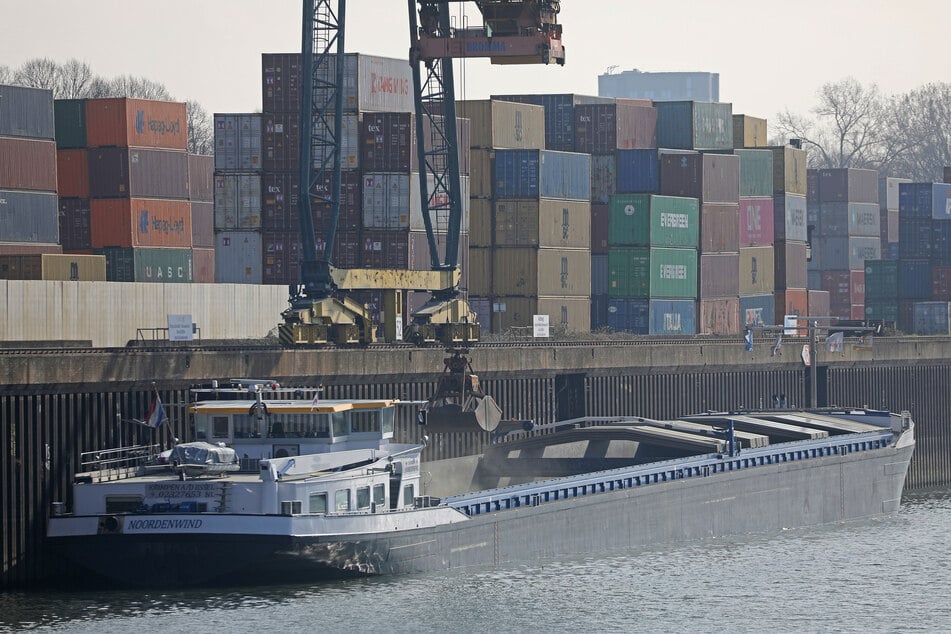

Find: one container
[773,193,808,242]
[654,101,733,150]
[591,203,609,254]
[879,177,911,211]
[769,146,808,195]
[53,99,86,149]
[88,147,189,200]
[615,148,662,194]
[573,101,657,153]
[590,154,617,204]
[865,300,898,322]
[821,270,865,309]
[817,168,879,204]
[0,85,55,140]
[0,190,59,243]
[649,299,696,335]
[188,154,214,202]
[468,247,491,296]
[738,197,775,247]
[738,246,775,295]
[361,112,413,173]
[469,198,491,247]
[699,297,741,335]
[932,266,951,301]
[493,149,591,201]
[775,289,808,322]
[735,149,773,197]
[492,247,591,297]
[608,194,699,248]
[591,293,610,330]
[261,113,300,172]
[85,98,187,150]
[897,217,932,260]
[591,253,609,296]
[699,203,739,253]
[0,253,105,281]
[815,202,879,237]
[815,236,881,271]
[456,99,546,149]
[774,241,808,290]
[606,298,650,334]
[408,231,469,280]
[945,167,951,184]
[897,259,932,300]
[659,152,739,203]
[261,53,303,114]
[0,137,57,192]
[492,93,613,152]
[215,231,263,284]
[409,174,470,233]
[90,199,192,248]
[214,172,262,230]
[864,260,899,300]
[808,289,830,318]
[362,172,415,229]
[213,114,262,171]
[913,302,951,336]
[493,199,591,248]
[610,247,698,299]
[361,229,410,269]
[881,209,899,245]
[97,246,194,283]
[261,230,300,285]
[191,202,214,248]
[409,115,471,175]
[732,115,767,149]
[740,294,775,327]
[58,198,91,250]
[0,243,61,255]
[192,247,215,284]
[487,296,592,332]
[934,221,951,266]
[699,252,740,299]
[470,148,492,198]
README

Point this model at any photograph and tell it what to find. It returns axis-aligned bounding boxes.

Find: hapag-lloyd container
[607,194,699,248]
[90,199,192,248]
[739,197,774,247]
[85,98,187,150]
[660,153,739,203]
[493,199,591,248]
[0,85,54,140]
[573,102,657,153]
[492,93,613,152]
[609,247,698,299]
[263,53,415,114]
[456,100,545,149]
[699,252,739,299]
[188,154,214,202]
[214,114,262,170]
[493,149,591,201]
[58,198,91,250]
[739,246,775,295]
[773,194,808,242]
[215,231,263,284]
[817,168,879,204]
[735,149,773,197]
[899,182,951,220]
[96,246,193,283]
[214,173,261,230]
[739,294,775,328]
[774,241,807,290]
[732,115,767,149]
[699,203,739,253]
[192,247,215,283]
[654,101,733,150]
[491,247,591,297]
[0,253,105,281]
[191,202,214,248]
[0,137,57,192]
[0,190,59,243]
[88,147,189,200]
[865,260,898,299]
[699,297,740,335]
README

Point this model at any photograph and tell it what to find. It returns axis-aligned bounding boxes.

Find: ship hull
[48,440,913,588]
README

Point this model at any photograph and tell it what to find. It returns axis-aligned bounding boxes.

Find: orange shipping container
[85,98,188,150]
[776,288,808,336]
[192,247,215,283]
[56,149,89,198]
[0,137,57,192]
[90,198,192,248]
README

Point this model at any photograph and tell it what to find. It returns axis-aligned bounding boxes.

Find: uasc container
[97,246,194,283]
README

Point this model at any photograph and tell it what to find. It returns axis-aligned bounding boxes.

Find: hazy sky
[3,0,948,128]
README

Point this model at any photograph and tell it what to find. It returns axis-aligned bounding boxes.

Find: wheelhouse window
[212,416,229,439]
[194,417,209,440]
[351,409,378,434]
[356,486,371,510]
[309,492,328,514]
[233,414,257,438]
[331,411,349,437]
[381,406,395,435]
[334,489,351,513]
[373,483,386,506]
[402,484,414,508]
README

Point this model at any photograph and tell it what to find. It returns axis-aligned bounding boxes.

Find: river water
[3,487,950,633]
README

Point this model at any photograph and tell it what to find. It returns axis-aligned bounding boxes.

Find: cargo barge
[46,378,915,588]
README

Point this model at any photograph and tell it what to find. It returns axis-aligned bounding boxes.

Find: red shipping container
[700,204,739,253]
[85,98,187,150]
[0,137,57,192]
[262,231,301,285]
[850,304,865,320]
[821,270,864,309]
[774,241,808,290]
[362,112,413,173]
[58,198,92,251]
[776,288,808,322]
[574,102,657,154]
[361,229,410,269]
[807,289,830,318]
[191,202,214,248]
[699,253,739,299]
[591,204,610,255]
[56,149,88,198]
[738,197,774,247]
[90,199,192,248]
[932,266,951,301]
[0,243,62,255]
[188,154,214,202]
[262,113,301,172]
[192,247,215,283]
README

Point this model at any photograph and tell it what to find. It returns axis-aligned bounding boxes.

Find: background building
[599,69,720,102]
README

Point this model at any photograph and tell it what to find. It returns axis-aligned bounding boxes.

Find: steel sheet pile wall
[0,85,60,254]
[807,168,880,320]
[866,180,951,332]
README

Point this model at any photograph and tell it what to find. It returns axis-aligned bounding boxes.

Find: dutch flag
[147,390,165,428]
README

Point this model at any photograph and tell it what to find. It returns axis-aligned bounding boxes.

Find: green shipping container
[98,247,194,283]
[864,260,899,300]
[735,149,773,197]
[608,247,697,298]
[865,300,898,322]
[53,99,86,149]
[608,194,699,248]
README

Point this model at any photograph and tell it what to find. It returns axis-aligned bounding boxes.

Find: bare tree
[886,83,951,181]
[12,57,59,91]
[0,65,11,85]
[95,74,173,100]
[56,59,95,99]
[186,100,214,155]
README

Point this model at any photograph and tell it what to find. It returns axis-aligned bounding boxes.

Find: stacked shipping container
[767,146,809,323]
[214,113,263,283]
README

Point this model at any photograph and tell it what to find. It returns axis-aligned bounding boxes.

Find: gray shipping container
[816,202,880,238]
[0,85,55,140]
[215,231,263,284]
[0,190,59,243]
[880,177,911,211]
[214,114,262,170]
[913,301,951,335]
[654,101,733,150]
[88,147,190,200]
[773,194,808,242]
[362,173,417,230]
[816,236,881,271]
[214,172,262,230]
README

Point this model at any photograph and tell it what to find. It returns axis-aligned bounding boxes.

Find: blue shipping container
[591,294,611,330]
[649,299,697,334]
[591,253,609,296]
[913,302,951,335]
[898,259,933,300]
[492,93,611,151]
[0,190,59,243]
[607,298,650,334]
[493,149,591,201]
[0,85,55,140]
[933,220,951,266]
[899,218,932,260]
[616,149,660,194]
[654,101,733,150]
[740,294,775,327]
[899,183,951,219]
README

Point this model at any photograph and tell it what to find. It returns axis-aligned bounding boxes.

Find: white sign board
[395,316,403,341]
[167,314,194,341]
[784,314,799,336]
[533,314,550,338]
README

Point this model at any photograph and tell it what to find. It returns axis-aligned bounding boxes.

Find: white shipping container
[362,173,414,229]
[214,114,262,170]
[410,174,470,233]
[214,173,262,230]
[314,54,414,113]
[313,112,360,170]
[215,231,262,284]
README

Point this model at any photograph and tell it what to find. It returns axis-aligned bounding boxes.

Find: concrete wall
[0,280,287,347]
